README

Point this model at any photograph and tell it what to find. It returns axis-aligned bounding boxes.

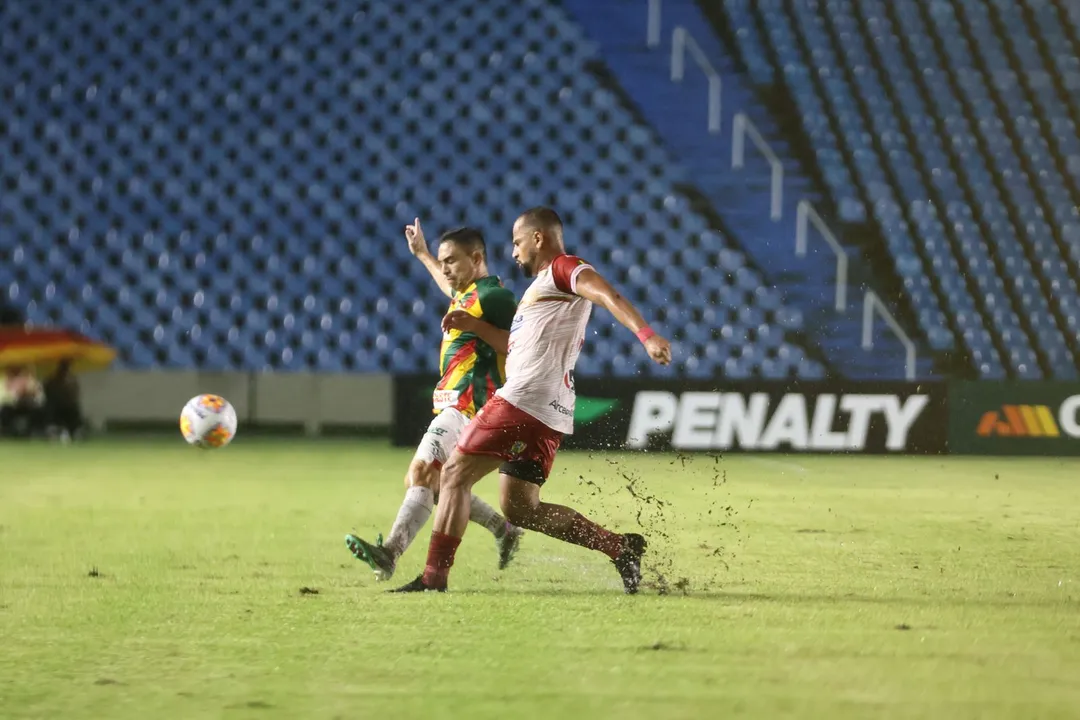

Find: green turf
[1,439,1079,719]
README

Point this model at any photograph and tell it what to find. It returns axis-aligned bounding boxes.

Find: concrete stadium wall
[80,371,393,433]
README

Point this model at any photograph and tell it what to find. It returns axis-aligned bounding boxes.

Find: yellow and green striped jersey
[434,276,517,418]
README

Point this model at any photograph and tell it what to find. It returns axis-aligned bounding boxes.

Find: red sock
[566,513,624,560]
[590,527,625,560]
[422,531,462,589]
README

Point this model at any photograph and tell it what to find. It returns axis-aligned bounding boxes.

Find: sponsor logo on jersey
[626,391,929,452]
[432,389,461,409]
[548,399,574,417]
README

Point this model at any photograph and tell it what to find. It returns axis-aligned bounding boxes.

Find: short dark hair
[439,227,486,259]
[518,207,563,239]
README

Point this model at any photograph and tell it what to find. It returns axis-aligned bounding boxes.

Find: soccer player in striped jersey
[345,221,524,581]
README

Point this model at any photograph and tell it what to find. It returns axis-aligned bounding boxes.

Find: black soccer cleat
[388,578,447,595]
[613,533,647,595]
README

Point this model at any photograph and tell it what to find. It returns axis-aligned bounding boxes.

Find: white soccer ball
[179,394,238,448]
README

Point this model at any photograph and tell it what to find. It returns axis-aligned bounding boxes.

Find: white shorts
[412,408,470,468]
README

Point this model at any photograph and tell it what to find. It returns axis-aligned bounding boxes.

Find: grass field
[1,438,1079,719]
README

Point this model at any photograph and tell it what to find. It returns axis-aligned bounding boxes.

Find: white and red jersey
[496,254,593,434]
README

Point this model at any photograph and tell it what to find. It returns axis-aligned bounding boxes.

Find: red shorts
[457,395,563,484]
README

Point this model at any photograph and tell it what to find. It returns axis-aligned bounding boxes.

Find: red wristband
[635,326,656,344]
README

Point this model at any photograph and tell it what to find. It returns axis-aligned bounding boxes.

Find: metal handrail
[795,200,848,311]
[733,113,783,221]
[862,290,916,381]
[670,26,721,134]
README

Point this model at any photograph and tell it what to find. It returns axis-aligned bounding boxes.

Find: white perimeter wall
[79,371,394,433]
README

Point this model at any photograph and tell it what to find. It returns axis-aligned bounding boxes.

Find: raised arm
[441,284,516,355]
[405,218,453,298]
[569,264,672,366]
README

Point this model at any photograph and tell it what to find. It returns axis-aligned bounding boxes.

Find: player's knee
[440,456,463,486]
[499,482,540,526]
[405,460,440,491]
[440,454,475,493]
[501,497,540,527]
[500,500,526,526]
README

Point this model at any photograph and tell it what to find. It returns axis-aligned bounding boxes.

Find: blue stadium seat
[726,0,1080,378]
[0,0,826,379]
[14,0,1079,381]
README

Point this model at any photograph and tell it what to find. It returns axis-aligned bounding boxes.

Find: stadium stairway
[722,0,1080,380]
[558,0,938,380]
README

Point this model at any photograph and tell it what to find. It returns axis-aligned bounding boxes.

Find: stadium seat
[0,0,825,379]
[725,0,1080,378]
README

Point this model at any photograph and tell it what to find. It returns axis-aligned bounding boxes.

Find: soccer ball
[179,394,238,448]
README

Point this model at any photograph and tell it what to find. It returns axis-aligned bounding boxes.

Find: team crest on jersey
[455,291,479,311]
[509,440,526,456]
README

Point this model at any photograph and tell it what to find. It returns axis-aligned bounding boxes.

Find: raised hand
[442,310,479,334]
[405,218,429,257]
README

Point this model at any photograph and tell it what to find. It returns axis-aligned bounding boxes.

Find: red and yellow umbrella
[0,327,116,374]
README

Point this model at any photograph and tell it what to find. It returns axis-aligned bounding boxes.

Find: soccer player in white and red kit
[394,207,672,594]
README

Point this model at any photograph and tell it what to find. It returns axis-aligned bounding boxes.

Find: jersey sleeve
[477,286,518,330]
[551,255,594,295]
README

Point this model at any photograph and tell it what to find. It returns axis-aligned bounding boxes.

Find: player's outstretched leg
[346,458,436,581]
[350,458,522,582]
[500,475,647,594]
[392,451,503,592]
